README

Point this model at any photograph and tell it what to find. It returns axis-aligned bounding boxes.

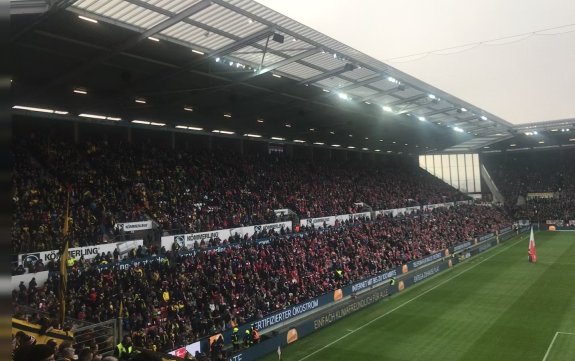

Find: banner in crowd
[546,220,564,226]
[300,212,371,228]
[115,220,153,232]
[161,221,292,249]
[570,220,575,226]
[18,240,144,266]
[422,202,454,211]
[300,216,336,228]
[93,255,167,272]
[335,211,371,222]
[518,220,531,226]
[374,209,394,217]
[273,209,291,217]
[527,192,555,199]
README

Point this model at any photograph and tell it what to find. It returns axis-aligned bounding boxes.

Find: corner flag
[528,227,537,263]
[277,345,282,360]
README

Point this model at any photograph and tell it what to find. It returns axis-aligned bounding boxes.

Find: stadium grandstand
[10,1,574,361]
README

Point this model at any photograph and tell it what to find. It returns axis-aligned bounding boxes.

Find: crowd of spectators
[13,204,511,353]
[483,149,575,220]
[12,331,176,361]
[12,332,116,361]
[13,133,465,253]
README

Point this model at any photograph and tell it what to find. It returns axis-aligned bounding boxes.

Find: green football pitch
[260,231,575,361]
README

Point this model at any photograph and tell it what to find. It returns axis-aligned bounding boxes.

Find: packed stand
[483,149,575,220]
[13,135,148,253]
[13,133,466,253]
[13,204,511,353]
[12,331,181,361]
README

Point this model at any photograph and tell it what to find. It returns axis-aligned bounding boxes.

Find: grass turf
[260,231,575,361]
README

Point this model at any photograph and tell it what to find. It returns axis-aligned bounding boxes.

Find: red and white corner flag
[528,227,537,263]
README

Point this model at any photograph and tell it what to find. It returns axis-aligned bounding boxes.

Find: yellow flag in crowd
[58,191,70,326]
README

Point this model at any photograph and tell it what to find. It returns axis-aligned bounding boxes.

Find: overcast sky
[257,0,575,125]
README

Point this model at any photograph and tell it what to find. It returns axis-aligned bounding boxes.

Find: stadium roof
[10,0,575,153]
[258,0,575,126]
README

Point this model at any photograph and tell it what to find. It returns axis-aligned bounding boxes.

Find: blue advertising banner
[408,250,445,269]
[452,241,473,253]
[478,232,495,242]
[344,267,400,294]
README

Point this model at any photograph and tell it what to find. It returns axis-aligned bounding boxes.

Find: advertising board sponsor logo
[19,241,142,265]
[287,329,298,344]
[350,269,397,293]
[333,289,343,302]
[411,252,443,269]
[21,253,41,265]
[114,256,166,271]
[312,289,388,330]
[116,221,153,232]
[124,223,147,230]
[413,266,440,283]
[478,233,495,242]
[453,241,472,253]
[254,299,320,331]
[188,231,221,241]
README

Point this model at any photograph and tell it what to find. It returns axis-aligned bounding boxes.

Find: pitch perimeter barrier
[226,256,460,361]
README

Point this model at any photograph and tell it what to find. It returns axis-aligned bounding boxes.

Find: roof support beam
[387,94,427,107]
[208,28,274,59]
[357,86,403,103]
[135,0,213,43]
[422,107,457,117]
[258,47,321,75]
[337,74,385,91]
[395,102,431,115]
[297,64,356,85]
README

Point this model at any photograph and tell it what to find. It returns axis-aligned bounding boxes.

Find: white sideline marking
[542,332,575,361]
[298,236,526,361]
[542,332,560,361]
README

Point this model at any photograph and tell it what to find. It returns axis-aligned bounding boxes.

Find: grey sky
[257,0,575,124]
